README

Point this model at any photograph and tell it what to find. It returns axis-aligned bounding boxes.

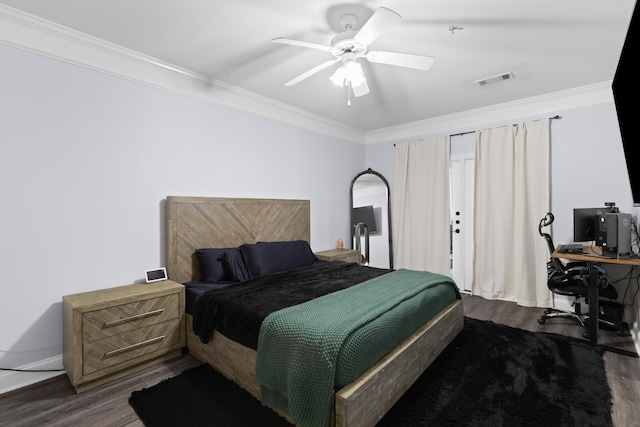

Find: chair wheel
[538,318,546,325]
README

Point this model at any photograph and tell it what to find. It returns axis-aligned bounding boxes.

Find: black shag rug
[129,317,612,426]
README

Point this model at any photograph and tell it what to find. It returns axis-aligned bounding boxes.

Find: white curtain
[393,136,451,275]
[473,119,551,307]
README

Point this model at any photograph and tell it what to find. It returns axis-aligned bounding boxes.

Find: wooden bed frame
[166,196,463,427]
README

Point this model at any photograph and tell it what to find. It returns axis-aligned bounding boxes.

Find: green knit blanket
[255,268,458,427]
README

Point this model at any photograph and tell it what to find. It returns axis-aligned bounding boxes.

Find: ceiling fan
[272,7,434,101]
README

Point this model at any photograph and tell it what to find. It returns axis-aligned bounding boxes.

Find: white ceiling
[0,0,635,133]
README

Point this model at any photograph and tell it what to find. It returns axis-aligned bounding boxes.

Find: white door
[450,154,475,292]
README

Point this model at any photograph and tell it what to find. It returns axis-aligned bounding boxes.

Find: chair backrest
[538,213,557,255]
[538,212,567,274]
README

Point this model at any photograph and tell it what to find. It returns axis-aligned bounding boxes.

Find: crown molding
[0,4,613,146]
[0,5,365,144]
[365,82,615,144]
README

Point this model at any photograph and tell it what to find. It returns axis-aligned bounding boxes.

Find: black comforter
[191,261,390,349]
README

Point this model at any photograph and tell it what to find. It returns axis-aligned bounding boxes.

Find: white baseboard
[0,355,65,395]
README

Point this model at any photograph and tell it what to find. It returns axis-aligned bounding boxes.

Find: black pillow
[220,250,250,282]
[240,240,317,278]
[195,248,228,282]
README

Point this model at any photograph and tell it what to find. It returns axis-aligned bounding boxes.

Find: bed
[166,196,463,427]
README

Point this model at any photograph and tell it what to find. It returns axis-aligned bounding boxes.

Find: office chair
[537,212,619,329]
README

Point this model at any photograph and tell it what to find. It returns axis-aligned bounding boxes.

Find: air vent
[476,72,515,86]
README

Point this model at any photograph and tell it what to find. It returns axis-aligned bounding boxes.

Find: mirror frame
[350,168,394,270]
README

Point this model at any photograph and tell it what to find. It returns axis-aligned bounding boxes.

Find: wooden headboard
[166,196,311,284]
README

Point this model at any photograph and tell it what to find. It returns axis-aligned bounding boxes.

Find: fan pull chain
[347,81,352,106]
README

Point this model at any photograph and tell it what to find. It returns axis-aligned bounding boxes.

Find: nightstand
[315,248,362,264]
[63,280,185,393]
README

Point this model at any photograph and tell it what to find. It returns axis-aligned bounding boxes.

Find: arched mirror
[350,168,393,269]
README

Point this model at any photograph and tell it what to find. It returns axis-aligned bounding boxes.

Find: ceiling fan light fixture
[329,66,347,87]
[344,60,366,87]
[275,6,429,99]
[329,60,366,88]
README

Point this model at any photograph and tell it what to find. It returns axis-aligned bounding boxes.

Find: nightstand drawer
[82,319,181,375]
[64,281,185,392]
[83,293,180,342]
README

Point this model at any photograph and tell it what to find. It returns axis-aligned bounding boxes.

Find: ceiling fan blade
[272,37,334,53]
[352,80,370,98]
[354,7,401,46]
[366,50,435,71]
[284,58,340,86]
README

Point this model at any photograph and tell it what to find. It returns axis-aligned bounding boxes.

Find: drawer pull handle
[104,335,165,358]
[102,309,165,328]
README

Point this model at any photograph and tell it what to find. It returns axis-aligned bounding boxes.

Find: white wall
[0,43,365,392]
[3,35,638,393]
[365,102,639,351]
[550,105,639,348]
[549,105,635,239]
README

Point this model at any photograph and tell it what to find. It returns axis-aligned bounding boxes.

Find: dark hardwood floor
[463,295,640,427]
[1,295,638,426]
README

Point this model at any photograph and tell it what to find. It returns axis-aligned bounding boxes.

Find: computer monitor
[352,205,377,234]
[573,207,615,242]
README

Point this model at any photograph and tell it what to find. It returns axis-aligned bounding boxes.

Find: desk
[552,245,640,357]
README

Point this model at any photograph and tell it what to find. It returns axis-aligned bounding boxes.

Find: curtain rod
[393,115,561,146]
[449,115,561,138]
